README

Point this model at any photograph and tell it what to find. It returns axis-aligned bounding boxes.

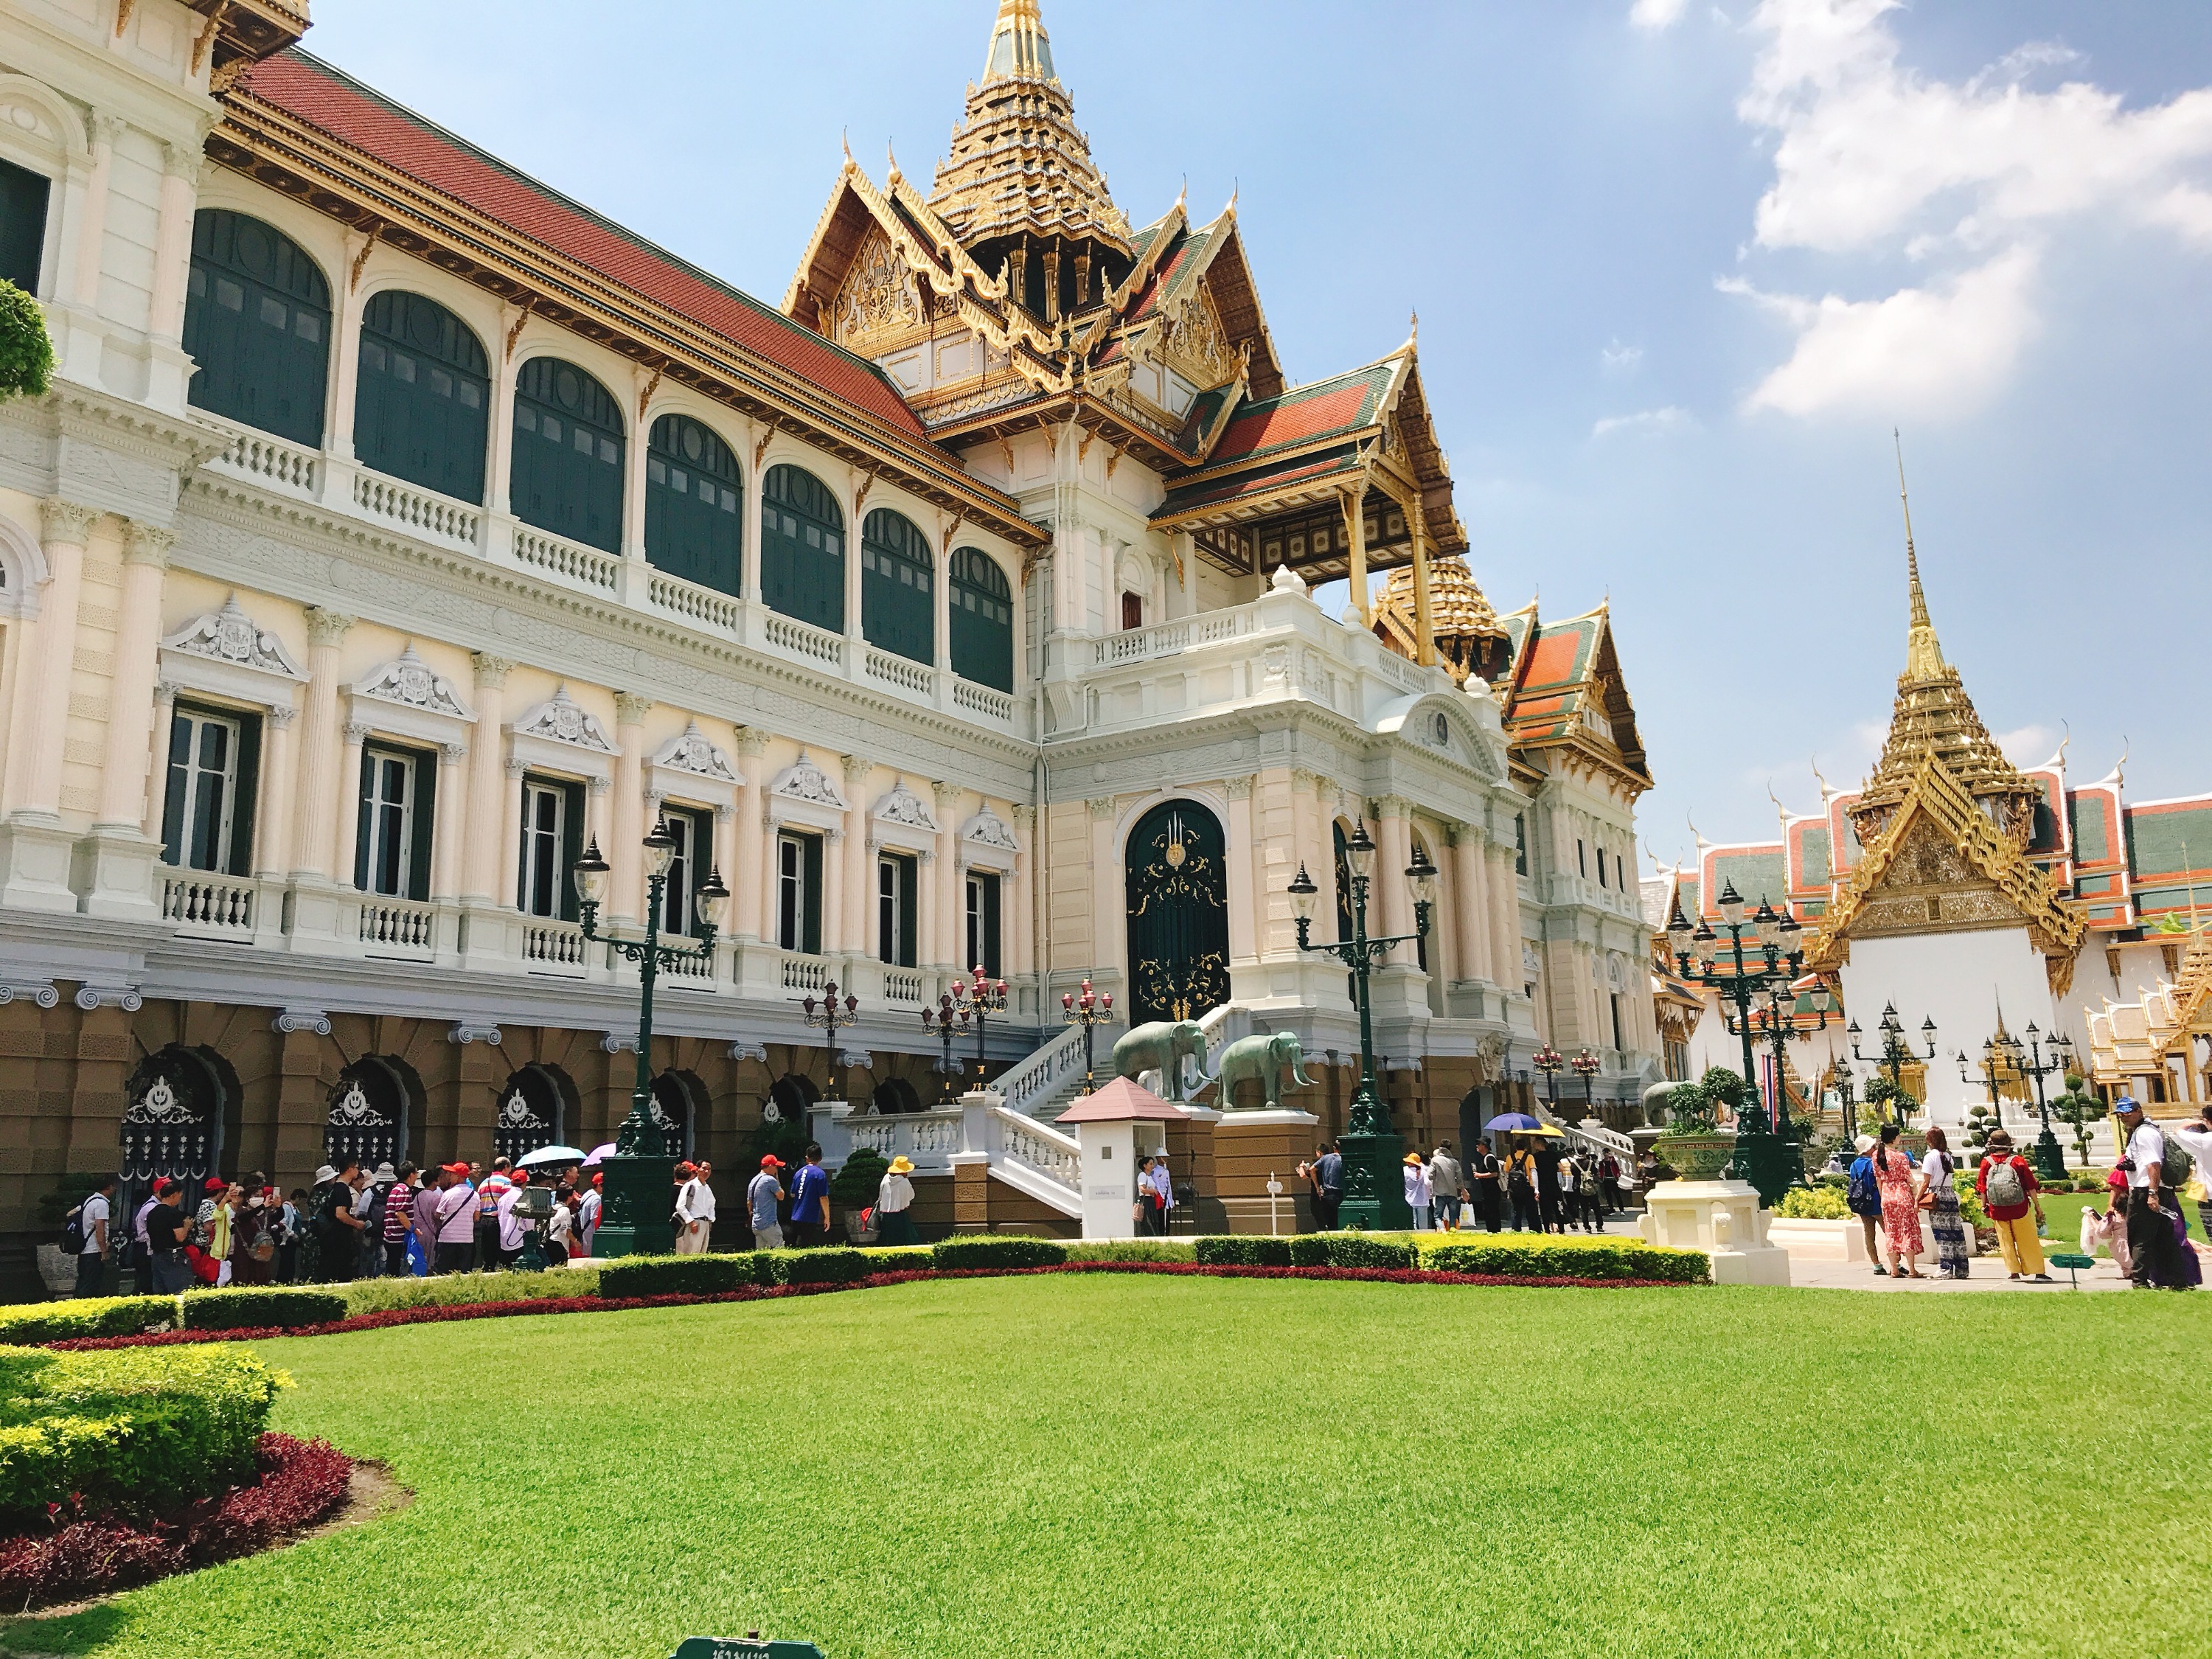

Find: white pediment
[872,779,936,832]
[769,751,847,812]
[652,721,737,784]
[354,647,474,722]
[159,595,306,713]
[959,803,1020,872]
[510,685,616,753]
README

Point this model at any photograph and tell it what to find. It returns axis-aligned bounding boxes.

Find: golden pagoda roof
[1374,555,1503,682]
[926,0,1133,257]
[1849,498,2042,849]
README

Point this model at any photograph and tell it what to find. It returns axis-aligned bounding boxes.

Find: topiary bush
[1421,1237,1709,1283]
[342,1267,602,1315]
[1194,1235,1294,1267]
[1064,1239,1197,1264]
[0,1346,285,1523]
[0,1296,176,1346]
[596,1253,751,1299]
[828,1147,890,1210]
[931,1235,1068,1270]
[1288,1234,1416,1270]
[1775,1185,1849,1220]
[0,280,52,403]
[178,1288,348,1332]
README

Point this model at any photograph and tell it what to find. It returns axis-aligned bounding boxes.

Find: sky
[299,0,2212,860]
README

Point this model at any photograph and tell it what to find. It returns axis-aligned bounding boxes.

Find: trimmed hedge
[596,1254,752,1299]
[343,1266,602,1315]
[0,1346,284,1522]
[1290,1234,1416,1270]
[855,1246,935,1273]
[931,1236,1068,1270]
[0,1296,175,1346]
[179,1288,349,1332]
[1064,1239,1197,1265]
[1421,1237,1709,1284]
[1194,1236,1294,1267]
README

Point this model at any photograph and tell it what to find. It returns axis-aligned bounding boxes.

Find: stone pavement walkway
[1784,1253,2142,1292]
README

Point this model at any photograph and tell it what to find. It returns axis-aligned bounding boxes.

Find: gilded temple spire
[1897,431,1944,680]
[983,0,1055,86]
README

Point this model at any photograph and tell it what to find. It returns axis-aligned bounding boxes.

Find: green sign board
[671,1639,825,1659]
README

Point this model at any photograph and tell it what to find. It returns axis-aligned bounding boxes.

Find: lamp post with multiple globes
[571,818,729,1256]
[1285,822,1437,1229]
[1062,978,1115,1096]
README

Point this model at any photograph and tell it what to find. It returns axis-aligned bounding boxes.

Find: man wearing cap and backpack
[2116,1096,2193,1290]
[63,1175,116,1299]
[748,1155,787,1251]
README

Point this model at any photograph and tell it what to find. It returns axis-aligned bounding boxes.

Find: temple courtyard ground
[5,1274,2205,1659]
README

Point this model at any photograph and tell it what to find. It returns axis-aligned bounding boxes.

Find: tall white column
[327,240,372,461]
[843,490,867,647]
[94,522,171,827]
[431,743,467,900]
[1453,827,1492,985]
[1089,797,1119,987]
[821,824,844,959]
[712,803,737,894]
[288,608,353,880]
[11,500,94,818]
[145,143,201,343]
[1225,776,1257,966]
[841,754,872,956]
[71,116,117,310]
[1490,844,1522,998]
[142,683,177,840]
[586,776,611,861]
[733,729,765,941]
[1011,804,1034,981]
[933,540,953,674]
[931,782,960,969]
[251,703,295,875]
[1374,799,1412,964]
[490,319,523,515]
[500,759,526,908]
[463,655,510,901]
[742,429,767,608]
[611,692,650,922]
[332,722,368,888]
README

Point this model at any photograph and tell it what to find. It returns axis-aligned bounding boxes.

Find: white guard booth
[1057,1077,1189,1240]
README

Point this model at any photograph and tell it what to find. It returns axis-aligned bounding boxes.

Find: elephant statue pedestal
[1211,1108,1321,1236]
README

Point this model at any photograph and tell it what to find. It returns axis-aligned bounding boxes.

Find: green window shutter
[981,872,1003,979]
[183,209,330,447]
[408,751,438,902]
[355,291,490,504]
[352,745,375,891]
[159,714,192,867]
[0,158,50,292]
[560,779,585,922]
[949,546,1015,692]
[801,832,824,956]
[759,465,845,633]
[860,509,934,666]
[510,357,626,552]
[898,855,918,968]
[227,714,262,878]
[645,414,744,598]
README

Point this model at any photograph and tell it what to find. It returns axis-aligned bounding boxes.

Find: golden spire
[1897,431,1944,679]
[982,0,1054,86]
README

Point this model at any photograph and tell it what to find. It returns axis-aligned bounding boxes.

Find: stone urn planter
[1652,1133,1736,1181]
[35,1244,74,1298]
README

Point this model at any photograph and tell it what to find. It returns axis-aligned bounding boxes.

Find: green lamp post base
[1730,1108,1795,1209]
[1336,1124,1414,1231]
[594,1151,677,1259]
[2031,1127,2068,1185]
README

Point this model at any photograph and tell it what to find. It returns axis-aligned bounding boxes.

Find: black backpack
[61,1202,86,1253]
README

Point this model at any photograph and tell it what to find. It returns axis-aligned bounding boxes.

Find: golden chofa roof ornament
[928,0,1133,257]
[1848,437,2043,852]
[1374,555,1510,686]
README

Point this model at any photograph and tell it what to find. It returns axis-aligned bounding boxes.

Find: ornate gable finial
[161,594,305,678]
[770,749,848,811]
[509,684,616,753]
[355,644,474,721]
[872,777,937,832]
[652,720,737,783]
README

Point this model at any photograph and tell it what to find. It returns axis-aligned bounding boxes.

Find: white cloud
[1729,0,2212,417]
[1601,338,1645,373]
[1630,0,1689,31]
[1593,405,1699,438]
[1728,245,2039,417]
[1997,725,2062,767]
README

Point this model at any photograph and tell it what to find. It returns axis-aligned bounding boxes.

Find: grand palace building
[0,0,1663,1286]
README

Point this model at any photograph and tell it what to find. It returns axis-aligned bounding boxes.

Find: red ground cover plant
[0,1432,352,1611]
[43,1261,1688,1354]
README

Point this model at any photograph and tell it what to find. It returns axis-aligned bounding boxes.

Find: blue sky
[302,1,2212,856]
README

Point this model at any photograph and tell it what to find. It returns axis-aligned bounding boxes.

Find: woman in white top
[1402,1153,1433,1231]
[1921,1126,1969,1279]
[877,1155,919,1246]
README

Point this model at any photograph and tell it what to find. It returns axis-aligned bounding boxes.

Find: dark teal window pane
[355,291,489,503]
[861,508,933,666]
[760,464,844,633]
[184,209,331,446]
[511,357,625,552]
[948,546,1015,692]
[0,158,49,292]
[645,413,742,597]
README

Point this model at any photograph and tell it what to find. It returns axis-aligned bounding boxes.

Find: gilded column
[463,655,511,901]
[288,608,354,880]
[332,721,369,887]
[611,692,651,922]
[11,500,95,818]
[94,522,171,828]
[431,743,467,900]
[732,728,766,941]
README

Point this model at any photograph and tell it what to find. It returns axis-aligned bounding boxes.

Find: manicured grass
[7,1276,2209,1659]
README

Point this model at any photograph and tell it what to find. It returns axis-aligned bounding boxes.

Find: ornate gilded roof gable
[1811,754,2086,992]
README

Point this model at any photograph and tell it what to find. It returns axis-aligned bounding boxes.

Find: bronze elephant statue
[1112,1019,1211,1104]
[1213,1031,1315,1111]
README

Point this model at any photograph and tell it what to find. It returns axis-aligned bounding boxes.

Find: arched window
[861,508,933,665]
[511,358,625,552]
[760,464,844,633]
[949,547,1015,692]
[646,414,742,597]
[184,209,330,446]
[354,291,489,504]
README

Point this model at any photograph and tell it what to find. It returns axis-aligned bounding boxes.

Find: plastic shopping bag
[406,1231,428,1277]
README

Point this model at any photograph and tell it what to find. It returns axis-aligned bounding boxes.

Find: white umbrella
[515,1144,588,1170]
[580,1142,618,1167]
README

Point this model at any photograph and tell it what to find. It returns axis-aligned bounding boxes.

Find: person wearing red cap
[673,1161,715,1253]
[430,1162,477,1274]
[748,1155,787,1251]
[578,1171,602,1258]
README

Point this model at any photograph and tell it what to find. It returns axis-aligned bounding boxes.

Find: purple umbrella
[580,1142,618,1167]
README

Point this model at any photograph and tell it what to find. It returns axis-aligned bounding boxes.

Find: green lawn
[7,1276,2209,1659]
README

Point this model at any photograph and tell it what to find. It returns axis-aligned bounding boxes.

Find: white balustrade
[359,898,436,957]
[781,953,832,992]
[161,871,257,938]
[990,1104,1083,1194]
[883,967,924,1006]
[209,425,319,496]
[952,676,1016,723]
[354,471,481,546]
[648,570,742,632]
[513,526,620,592]
[863,647,933,698]
[524,919,590,974]
[761,611,844,667]
[995,1023,1090,1119]
[661,942,717,984]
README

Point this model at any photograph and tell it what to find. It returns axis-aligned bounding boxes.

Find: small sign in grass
[672,1638,824,1658]
[2047,1251,2097,1290]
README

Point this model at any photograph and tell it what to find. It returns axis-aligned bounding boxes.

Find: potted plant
[829,1146,890,1244]
[1652,1068,1740,1180]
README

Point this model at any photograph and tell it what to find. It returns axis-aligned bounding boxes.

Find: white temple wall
[1840,928,2057,1128]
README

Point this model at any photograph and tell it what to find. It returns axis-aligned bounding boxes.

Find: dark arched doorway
[1124,799,1231,1026]
[493,1065,568,1164]
[324,1058,411,1172]
[651,1071,704,1162]
[872,1077,922,1116]
[119,1046,229,1218]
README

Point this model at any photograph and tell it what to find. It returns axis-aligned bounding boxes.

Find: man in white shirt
[674,1161,715,1254]
[2117,1097,2188,1290]
[2171,1105,2212,1251]
[74,1175,115,1299]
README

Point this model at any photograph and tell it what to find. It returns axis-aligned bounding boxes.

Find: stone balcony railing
[198,425,1032,739]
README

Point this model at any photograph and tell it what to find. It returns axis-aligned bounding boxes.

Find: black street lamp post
[1062,978,1115,1095]
[1531,1044,1565,1110]
[920,995,964,1101]
[1571,1047,1601,1111]
[943,967,1007,1091]
[1286,824,1436,1229]
[1664,880,1812,1206]
[573,818,729,1257]
[2008,1022,2074,1181]
[804,981,861,1105]
[1738,979,1834,1148]
[1850,1001,1938,1127]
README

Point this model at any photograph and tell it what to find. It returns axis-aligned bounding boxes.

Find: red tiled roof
[1207,361,1395,465]
[1154,448,1360,518]
[242,52,926,439]
[1518,630,1583,691]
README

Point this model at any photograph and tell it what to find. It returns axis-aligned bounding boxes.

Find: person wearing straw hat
[877,1155,919,1246]
[1402,1152,1433,1231]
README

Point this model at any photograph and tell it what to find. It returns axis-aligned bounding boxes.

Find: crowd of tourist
[1295,1135,1631,1234]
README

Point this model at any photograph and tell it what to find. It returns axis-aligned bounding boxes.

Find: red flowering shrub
[0,1432,352,1609]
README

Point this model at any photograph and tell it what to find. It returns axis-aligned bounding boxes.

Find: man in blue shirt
[1309,1141,1343,1231]
[789,1144,831,1248]
[1845,1133,1884,1276]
